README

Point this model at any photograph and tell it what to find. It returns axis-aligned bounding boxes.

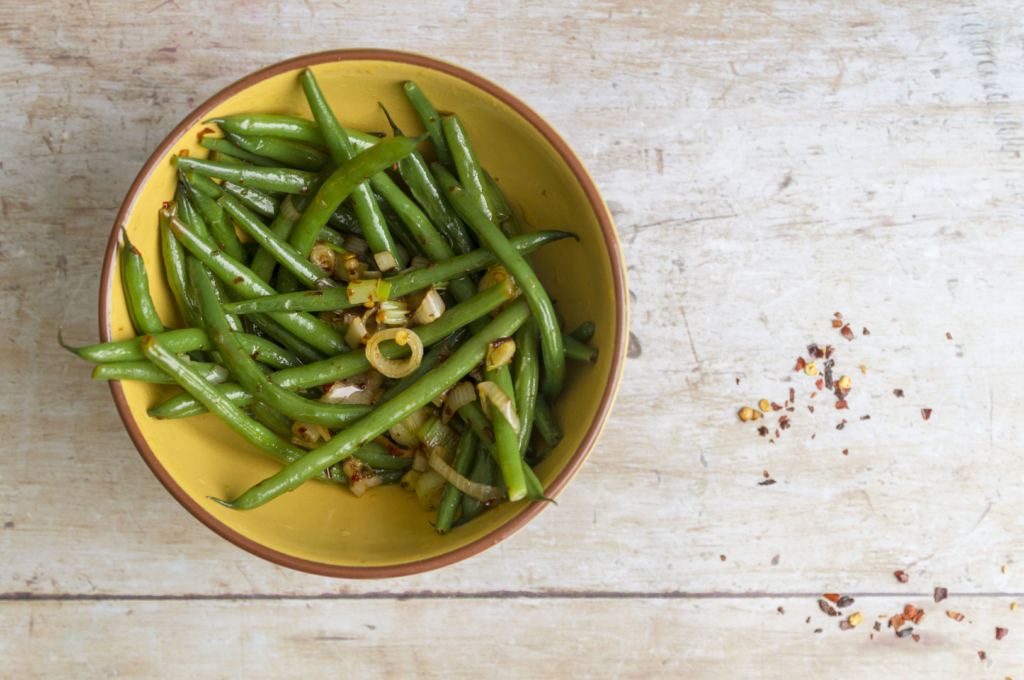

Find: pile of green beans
[62,72,600,533]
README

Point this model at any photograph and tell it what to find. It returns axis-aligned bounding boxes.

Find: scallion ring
[365,327,424,378]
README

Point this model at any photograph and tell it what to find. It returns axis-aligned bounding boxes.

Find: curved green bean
[403,81,454,169]
[483,170,523,239]
[93,360,231,385]
[249,401,294,439]
[222,131,330,172]
[351,442,414,471]
[485,363,526,502]
[221,230,574,315]
[176,187,214,247]
[435,428,479,534]
[190,258,371,428]
[209,115,327,147]
[211,298,532,510]
[120,229,163,335]
[167,212,348,356]
[568,321,596,344]
[175,156,320,194]
[299,69,403,274]
[160,208,204,330]
[456,447,499,525]
[432,164,566,400]
[562,332,598,363]
[181,173,248,263]
[533,394,563,448]
[220,181,281,219]
[149,382,254,419]
[141,334,343,484]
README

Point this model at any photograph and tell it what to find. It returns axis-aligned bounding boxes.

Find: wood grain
[1,0,1022,675]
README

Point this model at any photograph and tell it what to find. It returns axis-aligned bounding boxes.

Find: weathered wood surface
[1,0,1022,676]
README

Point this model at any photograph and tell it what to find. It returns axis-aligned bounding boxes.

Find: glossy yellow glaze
[110,58,621,568]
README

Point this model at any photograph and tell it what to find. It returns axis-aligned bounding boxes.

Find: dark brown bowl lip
[100,49,628,579]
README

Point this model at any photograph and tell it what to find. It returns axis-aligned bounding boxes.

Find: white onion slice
[342,456,381,498]
[280,194,302,222]
[428,449,502,503]
[374,250,398,272]
[365,327,423,378]
[477,381,520,433]
[486,338,516,371]
[412,288,445,326]
[441,382,477,425]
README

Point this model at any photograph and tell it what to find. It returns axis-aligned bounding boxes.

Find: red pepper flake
[763,470,770,478]
[894,389,904,398]
[825,345,835,359]
[786,407,794,412]
[789,387,795,403]
[842,449,849,455]
[178,149,190,157]
[794,357,806,372]
[771,402,782,411]
[819,599,838,616]
[912,633,920,643]
[758,479,776,486]
[757,426,769,437]
[834,312,843,319]
[196,126,215,141]
[811,434,816,439]
[777,606,785,614]
[816,379,824,390]
[775,429,780,438]
[921,408,932,420]
[233,276,243,284]
[836,400,849,410]
[862,327,870,335]
[841,324,855,341]
[904,605,919,620]
[824,593,841,603]
[720,555,726,562]
[860,415,871,420]
[808,406,815,413]
[894,570,909,583]
[873,621,882,632]
[839,621,853,631]
[736,378,740,385]
[769,439,775,444]
[162,201,171,209]
[779,416,790,430]
[946,332,952,340]
[934,587,948,603]
[832,320,843,328]
[814,628,823,633]
[996,627,1009,640]
[890,614,905,629]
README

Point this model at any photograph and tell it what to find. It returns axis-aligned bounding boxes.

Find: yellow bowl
[101,50,627,577]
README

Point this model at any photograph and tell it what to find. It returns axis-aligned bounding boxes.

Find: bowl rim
[100,48,628,579]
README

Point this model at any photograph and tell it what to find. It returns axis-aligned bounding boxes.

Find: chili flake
[805,362,819,376]
[832,320,843,328]
[860,415,871,420]
[946,332,952,340]
[758,426,769,437]
[948,611,965,622]
[759,399,771,412]
[894,389,904,398]
[839,621,853,631]
[863,327,870,335]
[934,587,948,603]
[842,449,849,455]
[896,627,914,638]
[996,627,1009,640]
[841,325,855,341]
[836,596,855,608]
[874,621,882,632]
[912,633,920,643]
[861,365,866,374]
[836,400,849,410]
[808,406,815,413]
[758,479,776,486]
[890,614,905,630]
[819,599,838,616]
[824,594,841,603]
[921,408,932,420]
[894,570,909,583]
[903,605,918,620]
[978,651,986,660]
[795,357,806,372]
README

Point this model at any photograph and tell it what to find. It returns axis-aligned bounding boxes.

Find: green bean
[149,383,254,419]
[402,81,454,169]
[175,156,320,194]
[180,173,248,264]
[375,330,467,407]
[140,334,343,484]
[160,207,204,330]
[562,332,598,363]
[533,394,563,448]
[299,69,403,274]
[167,212,348,356]
[485,363,526,501]
[522,463,553,503]
[377,469,405,486]
[200,136,281,167]
[119,229,164,335]
[222,131,330,172]
[456,401,495,451]
[245,313,327,365]
[435,428,479,534]
[442,114,498,225]
[176,187,214,247]
[457,447,498,525]
[568,321,596,344]
[514,318,540,458]
[211,298,532,510]
[249,402,294,439]
[209,115,327,147]
[221,230,574,315]
[217,195,338,290]
[190,258,371,428]
[59,327,300,370]
[351,442,414,471]
[155,285,504,419]
[433,164,566,400]
[92,360,231,385]
[375,195,426,260]
[482,170,523,239]
[185,167,281,220]
[328,203,362,235]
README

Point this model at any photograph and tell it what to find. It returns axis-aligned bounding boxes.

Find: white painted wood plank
[1,596,1020,678]
[0,0,1021,612]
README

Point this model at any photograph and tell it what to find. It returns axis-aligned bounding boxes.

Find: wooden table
[2,1,1021,676]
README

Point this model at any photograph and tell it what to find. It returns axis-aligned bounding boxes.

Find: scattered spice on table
[978,651,986,660]
[921,408,932,420]
[836,400,849,410]
[1012,602,1018,611]
[912,633,920,643]
[842,449,849,455]
[795,357,806,372]
[839,621,853,631]
[758,479,776,486]
[894,388,904,397]
[934,587,948,603]
[896,627,914,638]
[946,332,952,340]
[808,406,814,413]
[895,570,909,583]
[824,594,841,603]
[841,325,855,341]
[860,415,871,420]
[778,606,785,614]
[819,599,838,616]
[758,426,769,436]
[873,621,882,632]
[837,596,855,609]
[863,327,870,335]
[832,320,843,328]
[834,312,842,319]
[890,614,905,630]
[720,555,726,562]
[904,604,919,620]
[814,628,823,634]
[996,627,1009,640]
[763,470,769,478]
[948,611,965,622]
